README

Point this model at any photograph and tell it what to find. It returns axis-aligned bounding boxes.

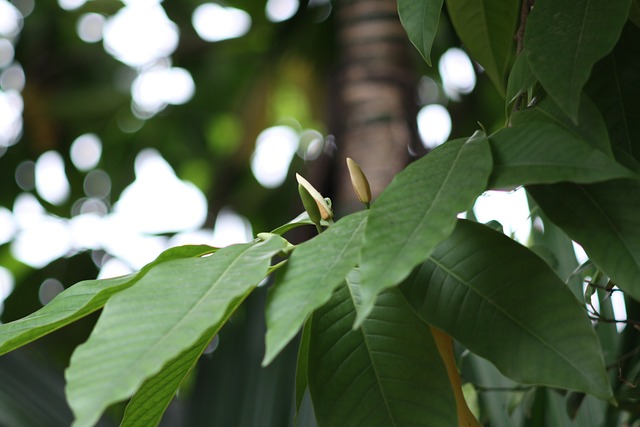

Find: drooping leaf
[358,133,492,325]
[0,245,215,356]
[506,52,536,106]
[65,236,287,427]
[525,0,632,119]
[488,108,633,189]
[263,211,368,366]
[445,0,519,95]
[308,284,459,426]
[398,0,444,66]
[528,179,640,301]
[400,220,613,400]
[120,325,218,427]
[532,96,613,156]
[587,22,640,164]
[120,288,250,427]
[527,194,579,281]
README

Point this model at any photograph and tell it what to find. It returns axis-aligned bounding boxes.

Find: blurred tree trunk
[329,0,420,215]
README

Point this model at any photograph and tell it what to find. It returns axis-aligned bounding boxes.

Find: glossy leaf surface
[398,0,444,66]
[0,245,215,356]
[263,211,368,366]
[529,179,640,301]
[359,133,492,325]
[400,220,612,400]
[525,0,631,119]
[488,107,633,189]
[445,0,519,95]
[65,236,287,427]
[309,284,458,426]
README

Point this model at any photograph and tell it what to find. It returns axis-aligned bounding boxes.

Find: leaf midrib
[425,255,605,394]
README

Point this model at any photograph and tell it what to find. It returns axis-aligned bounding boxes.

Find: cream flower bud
[346,158,371,205]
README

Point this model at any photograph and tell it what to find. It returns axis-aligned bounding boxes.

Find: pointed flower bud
[346,158,371,206]
[296,173,333,221]
[298,182,321,225]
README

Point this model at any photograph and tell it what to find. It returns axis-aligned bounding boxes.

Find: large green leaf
[445,0,519,95]
[532,96,613,156]
[65,236,287,427]
[488,107,633,189]
[120,289,251,427]
[358,133,492,325]
[398,0,444,66]
[120,326,217,427]
[400,220,613,400]
[528,179,640,301]
[525,0,631,119]
[263,211,368,366]
[308,283,459,426]
[587,22,640,164]
[0,245,215,356]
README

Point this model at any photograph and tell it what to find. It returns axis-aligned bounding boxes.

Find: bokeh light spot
[70,133,102,171]
[58,0,86,11]
[0,39,14,68]
[439,47,476,100]
[266,0,298,22]
[114,149,207,234]
[38,278,64,306]
[417,104,452,149]
[131,66,195,114]
[251,125,299,188]
[14,160,34,190]
[211,208,252,247]
[0,63,25,91]
[192,3,251,42]
[0,1,22,38]
[11,215,72,268]
[0,207,16,245]
[0,90,23,147]
[83,169,111,198]
[103,3,179,68]
[35,150,71,206]
[77,13,105,43]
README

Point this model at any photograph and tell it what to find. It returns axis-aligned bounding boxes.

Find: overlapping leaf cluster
[1,0,639,425]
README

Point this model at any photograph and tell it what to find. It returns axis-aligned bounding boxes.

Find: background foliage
[1,0,640,426]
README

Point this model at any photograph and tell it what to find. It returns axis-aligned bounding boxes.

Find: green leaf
[120,326,217,427]
[400,220,613,400]
[263,211,368,366]
[528,179,640,301]
[0,245,215,356]
[506,52,536,106]
[525,0,632,119]
[587,22,640,164]
[65,236,287,427]
[294,317,311,419]
[631,0,640,26]
[533,96,613,156]
[358,133,492,325]
[398,0,444,66]
[269,212,315,235]
[308,284,459,426]
[488,107,633,189]
[120,287,249,427]
[445,0,519,95]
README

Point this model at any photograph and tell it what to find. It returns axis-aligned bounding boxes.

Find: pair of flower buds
[297,158,371,230]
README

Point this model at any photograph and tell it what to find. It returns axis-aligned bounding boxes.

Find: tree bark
[330,0,420,215]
